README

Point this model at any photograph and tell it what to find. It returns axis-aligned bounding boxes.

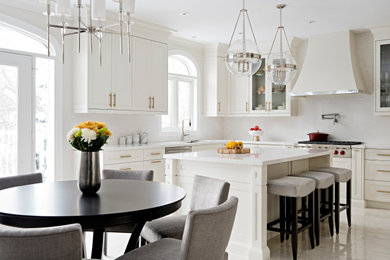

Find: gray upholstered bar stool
[312,167,352,234]
[267,176,316,260]
[293,171,335,246]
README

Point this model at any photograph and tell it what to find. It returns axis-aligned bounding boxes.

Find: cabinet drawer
[143,148,165,160]
[365,160,390,181]
[365,180,390,202]
[103,162,144,171]
[365,149,390,161]
[103,150,143,164]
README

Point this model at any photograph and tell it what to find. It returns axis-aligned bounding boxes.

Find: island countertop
[164,147,331,166]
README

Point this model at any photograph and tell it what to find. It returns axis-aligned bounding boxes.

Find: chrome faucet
[181,119,192,142]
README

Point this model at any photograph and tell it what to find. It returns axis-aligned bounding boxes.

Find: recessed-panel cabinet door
[88,35,112,110]
[217,57,229,115]
[230,74,249,114]
[111,34,132,110]
[132,37,151,111]
[150,41,168,112]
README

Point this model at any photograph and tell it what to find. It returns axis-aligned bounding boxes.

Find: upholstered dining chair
[0,172,42,190]
[102,169,154,255]
[116,196,239,260]
[0,223,83,260]
[141,175,230,243]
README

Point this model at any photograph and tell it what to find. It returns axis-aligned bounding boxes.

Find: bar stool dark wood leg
[308,192,315,249]
[335,182,340,234]
[291,198,298,260]
[328,185,334,236]
[280,196,285,243]
[286,197,291,240]
[314,189,320,246]
[347,180,352,227]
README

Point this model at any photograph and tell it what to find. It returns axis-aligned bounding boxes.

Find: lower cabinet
[144,159,165,183]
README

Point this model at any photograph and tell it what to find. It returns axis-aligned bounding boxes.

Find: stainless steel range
[296,141,363,158]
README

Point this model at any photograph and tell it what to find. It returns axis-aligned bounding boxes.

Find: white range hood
[291,30,365,96]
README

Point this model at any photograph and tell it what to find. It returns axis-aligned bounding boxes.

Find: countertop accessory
[133,134,140,144]
[140,132,149,144]
[126,135,133,144]
[249,130,263,142]
[119,136,127,145]
[218,148,250,154]
[307,131,328,142]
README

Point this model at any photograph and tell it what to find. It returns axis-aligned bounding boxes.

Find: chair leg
[286,197,291,240]
[302,196,307,220]
[291,198,298,260]
[280,196,285,243]
[335,182,340,234]
[314,189,320,246]
[308,192,315,249]
[321,189,326,217]
[328,185,334,236]
[347,180,352,227]
[103,232,108,256]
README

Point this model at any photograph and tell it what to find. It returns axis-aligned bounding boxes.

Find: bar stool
[313,167,352,234]
[293,171,335,246]
[267,176,316,260]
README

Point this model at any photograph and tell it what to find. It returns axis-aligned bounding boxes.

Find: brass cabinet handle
[377,154,390,157]
[151,160,162,164]
[377,170,390,173]
[120,168,132,170]
[148,96,151,109]
[120,155,132,158]
[109,93,112,107]
[151,153,161,156]
[113,93,117,107]
[268,102,272,111]
[265,102,268,111]
[218,102,221,112]
[246,102,248,112]
[377,190,390,194]
[152,96,155,109]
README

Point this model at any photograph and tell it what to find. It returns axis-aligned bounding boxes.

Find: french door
[0,51,33,176]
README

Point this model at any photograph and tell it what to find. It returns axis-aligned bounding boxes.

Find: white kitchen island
[164,147,331,260]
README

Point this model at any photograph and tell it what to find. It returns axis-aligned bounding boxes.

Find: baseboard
[364,200,390,210]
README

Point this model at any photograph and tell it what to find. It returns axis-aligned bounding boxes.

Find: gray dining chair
[116,196,238,260]
[141,175,230,243]
[102,169,154,255]
[0,172,42,190]
[0,223,83,260]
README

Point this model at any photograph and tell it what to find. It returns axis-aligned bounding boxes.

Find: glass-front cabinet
[250,57,291,115]
[376,40,390,114]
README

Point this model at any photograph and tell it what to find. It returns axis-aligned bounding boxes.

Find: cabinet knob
[113,93,117,107]
[152,96,155,109]
[149,96,152,109]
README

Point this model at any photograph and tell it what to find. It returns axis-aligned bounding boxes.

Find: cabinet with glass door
[376,40,390,114]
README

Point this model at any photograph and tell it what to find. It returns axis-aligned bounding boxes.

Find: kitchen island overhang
[164,147,331,260]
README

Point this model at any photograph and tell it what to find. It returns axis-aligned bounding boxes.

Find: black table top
[0,180,186,228]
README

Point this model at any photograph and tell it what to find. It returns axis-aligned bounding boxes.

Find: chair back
[0,223,83,260]
[0,173,43,191]
[180,196,238,260]
[190,175,230,210]
[103,169,154,181]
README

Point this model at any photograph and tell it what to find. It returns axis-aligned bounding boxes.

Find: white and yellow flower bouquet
[67,121,111,152]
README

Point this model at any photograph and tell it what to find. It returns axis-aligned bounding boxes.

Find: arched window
[0,22,55,181]
[162,54,198,131]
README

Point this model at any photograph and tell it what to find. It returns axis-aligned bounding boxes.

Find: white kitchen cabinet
[230,74,250,114]
[132,36,168,112]
[144,159,165,182]
[375,40,390,115]
[203,44,230,116]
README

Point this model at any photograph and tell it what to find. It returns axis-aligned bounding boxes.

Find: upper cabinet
[73,34,168,114]
[375,39,390,115]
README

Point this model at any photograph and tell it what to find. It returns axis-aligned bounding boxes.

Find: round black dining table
[0,179,186,259]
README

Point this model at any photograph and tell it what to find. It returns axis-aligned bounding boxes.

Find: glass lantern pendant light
[225,0,262,77]
[266,4,297,85]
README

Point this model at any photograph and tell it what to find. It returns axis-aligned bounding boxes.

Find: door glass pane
[177,81,191,128]
[161,80,174,128]
[35,58,54,181]
[271,83,287,111]
[380,44,390,108]
[252,58,266,111]
[0,65,18,176]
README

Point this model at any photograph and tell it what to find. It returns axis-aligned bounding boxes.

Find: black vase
[78,151,101,195]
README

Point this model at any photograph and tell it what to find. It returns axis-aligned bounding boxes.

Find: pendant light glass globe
[225,38,262,76]
[267,51,297,85]
[266,4,297,85]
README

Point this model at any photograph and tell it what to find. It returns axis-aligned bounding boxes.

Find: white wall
[224,31,390,145]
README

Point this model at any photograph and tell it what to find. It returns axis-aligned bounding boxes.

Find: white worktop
[164,147,331,166]
[103,140,226,151]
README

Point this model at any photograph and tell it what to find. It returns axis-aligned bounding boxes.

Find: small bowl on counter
[249,130,263,142]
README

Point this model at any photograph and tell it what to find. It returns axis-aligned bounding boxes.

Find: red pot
[307,131,329,141]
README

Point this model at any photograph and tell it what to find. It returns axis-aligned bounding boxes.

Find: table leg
[91,228,104,259]
[124,221,146,253]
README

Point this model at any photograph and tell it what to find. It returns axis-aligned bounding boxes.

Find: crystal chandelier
[42,0,135,65]
[266,4,297,85]
[225,0,262,77]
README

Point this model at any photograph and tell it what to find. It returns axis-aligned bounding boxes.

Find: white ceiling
[105,0,390,43]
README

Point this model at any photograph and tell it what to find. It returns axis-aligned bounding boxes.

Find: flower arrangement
[67,121,111,152]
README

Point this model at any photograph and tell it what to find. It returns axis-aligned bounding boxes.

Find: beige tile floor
[85,204,390,260]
